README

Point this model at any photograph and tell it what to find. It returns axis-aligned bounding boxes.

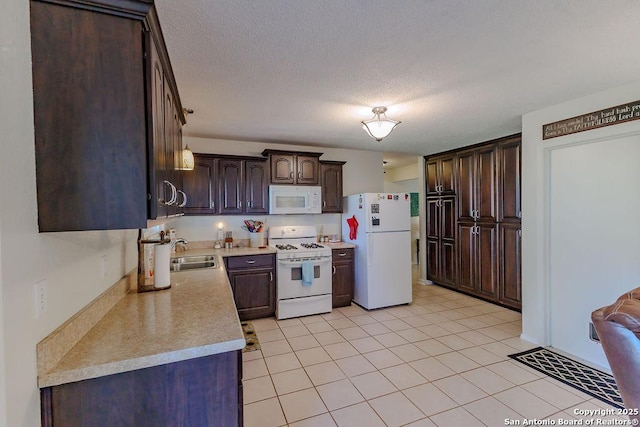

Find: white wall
[1,1,139,424]
[522,80,640,369]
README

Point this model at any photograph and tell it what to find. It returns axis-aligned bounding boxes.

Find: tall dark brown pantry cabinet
[424,134,521,310]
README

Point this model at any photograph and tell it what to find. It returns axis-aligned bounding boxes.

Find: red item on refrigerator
[346,215,359,240]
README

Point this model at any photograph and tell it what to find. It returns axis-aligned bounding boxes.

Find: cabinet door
[332,249,354,308]
[476,144,498,222]
[245,160,268,213]
[439,155,456,193]
[218,159,243,214]
[269,153,295,184]
[457,222,476,293]
[183,156,216,214]
[332,261,354,307]
[426,239,440,283]
[320,162,344,213]
[476,222,498,300]
[296,155,319,185]
[426,198,440,240]
[499,138,521,223]
[456,149,476,222]
[426,156,455,195]
[229,269,275,320]
[425,159,439,195]
[439,196,457,286]
[164,87,179,216]
[499,223,522,309]
[150,37,167,219]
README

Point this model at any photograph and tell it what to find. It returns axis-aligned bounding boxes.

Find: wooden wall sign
[542,99,640,140]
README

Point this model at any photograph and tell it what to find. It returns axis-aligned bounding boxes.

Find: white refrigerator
[342,193,412,309]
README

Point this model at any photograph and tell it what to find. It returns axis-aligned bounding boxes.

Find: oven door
[277,255,332,299]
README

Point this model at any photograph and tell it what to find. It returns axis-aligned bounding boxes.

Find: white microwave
[269,185,322,214]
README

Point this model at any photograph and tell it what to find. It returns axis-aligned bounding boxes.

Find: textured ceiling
[155,0,640,161]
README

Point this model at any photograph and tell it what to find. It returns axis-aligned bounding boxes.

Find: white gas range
[269,226,333,319]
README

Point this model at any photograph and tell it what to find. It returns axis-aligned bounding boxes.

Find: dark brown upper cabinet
[320,161,346,213]
[497,136,522,223]
[182,154,268,216]
[425,154,455,195]
[262,150,322,185]
[456,144,498,223]
[30,0,184,232]
[182,156,217,215]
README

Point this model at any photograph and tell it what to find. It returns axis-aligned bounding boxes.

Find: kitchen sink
[170,255,219,271]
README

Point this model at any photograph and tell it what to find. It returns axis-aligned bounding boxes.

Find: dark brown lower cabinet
[226,254,276,320]
[41,351,242,427]
[332,248,354,307]
[457,222,499,301]
[426,196,456,287]
[499,223,522,309]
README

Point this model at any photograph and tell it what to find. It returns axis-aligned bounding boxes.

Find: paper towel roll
[153,244,171,288]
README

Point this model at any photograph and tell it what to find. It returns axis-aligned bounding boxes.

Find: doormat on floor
[508,347,623,409]
[241,321,261,352]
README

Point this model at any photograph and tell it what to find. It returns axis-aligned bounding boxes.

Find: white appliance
[268,185,322,215]
[269,225,333,319]
[342,193,412,309]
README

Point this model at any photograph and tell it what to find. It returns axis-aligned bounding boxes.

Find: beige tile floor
[242,268,624,427]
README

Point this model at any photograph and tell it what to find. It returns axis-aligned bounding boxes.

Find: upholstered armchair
[591,288,640,422]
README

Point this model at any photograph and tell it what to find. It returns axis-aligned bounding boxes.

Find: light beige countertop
[324,242,356,250]
[38,246,275,388]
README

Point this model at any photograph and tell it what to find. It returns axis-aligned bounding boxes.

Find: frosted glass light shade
[361,106,401,142]
[181,145,195,170]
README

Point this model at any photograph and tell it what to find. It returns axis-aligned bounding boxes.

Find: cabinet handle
[289,172,294,179]
[210,200,215,209]
[238,200,242,209]
[333,266,336,275]
[298,171,302,179]
[177,190,187,207]
[163,180,177,206]
[247,200,252,208]
[245,260,256,264]
[518,210,522,219]
[270,272,273,282]
[339,252,347,257]
[323,201,326,208]
[518,229,522,237]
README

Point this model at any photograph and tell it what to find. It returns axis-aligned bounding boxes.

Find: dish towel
[301,261,314,286]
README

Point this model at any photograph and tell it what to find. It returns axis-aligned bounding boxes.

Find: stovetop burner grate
[275,244,298,250]
[300,243,325,249]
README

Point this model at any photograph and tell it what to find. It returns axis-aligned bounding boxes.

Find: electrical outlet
[34,279,48,319]
[101,254,108,279]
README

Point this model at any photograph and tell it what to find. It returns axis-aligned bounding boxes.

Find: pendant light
[181,145,195,170]
[361,106,401,142]
[180,108,195,170]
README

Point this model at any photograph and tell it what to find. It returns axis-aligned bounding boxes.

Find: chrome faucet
[171,238,189,252]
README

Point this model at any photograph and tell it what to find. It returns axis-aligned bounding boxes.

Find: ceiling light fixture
[361,106,401,142]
